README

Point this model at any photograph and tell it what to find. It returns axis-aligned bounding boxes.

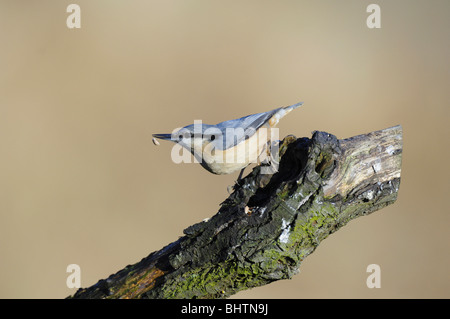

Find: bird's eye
[210,135,216,141]
[178,134,183,141]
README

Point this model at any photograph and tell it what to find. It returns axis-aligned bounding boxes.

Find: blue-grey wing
[215,108,281,150]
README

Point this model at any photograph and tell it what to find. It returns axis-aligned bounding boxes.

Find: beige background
[0,1,448,299]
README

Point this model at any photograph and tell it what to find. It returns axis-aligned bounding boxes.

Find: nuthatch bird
[153,102,303,175]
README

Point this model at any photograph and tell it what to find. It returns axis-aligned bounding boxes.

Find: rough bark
[68,125,402,299]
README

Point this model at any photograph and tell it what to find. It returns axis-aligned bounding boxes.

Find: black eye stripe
[178,133,194,140]
[182,133,221,141]
[200,134,220,141]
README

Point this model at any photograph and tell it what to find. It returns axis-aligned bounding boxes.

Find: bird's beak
[152,133,173,141]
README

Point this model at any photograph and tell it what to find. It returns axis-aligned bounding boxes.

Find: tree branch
[68,125,402,299]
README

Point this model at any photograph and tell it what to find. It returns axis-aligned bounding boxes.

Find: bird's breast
[198,126,271,174]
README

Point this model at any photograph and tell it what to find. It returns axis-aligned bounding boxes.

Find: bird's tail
[278,101,303,118]
[283,101,303,111]
[268,101,303,127]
